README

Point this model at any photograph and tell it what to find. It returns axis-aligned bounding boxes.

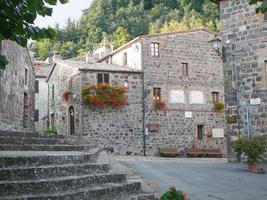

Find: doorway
[69,106,75,135]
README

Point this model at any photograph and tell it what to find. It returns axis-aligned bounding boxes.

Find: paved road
[117,157,267,200]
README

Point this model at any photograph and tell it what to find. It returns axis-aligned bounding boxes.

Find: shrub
[160,185,186,200]
[233,137,267,163]
[81,84,127,107]
[214,101,224,112]
[43,127,57,135]
[154,100,167,110]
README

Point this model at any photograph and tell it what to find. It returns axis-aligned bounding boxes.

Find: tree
[35,39,54,60]
[0,0,69,69]
[160,20,189,33]
[112,27,131,49]
[249,0,267,13]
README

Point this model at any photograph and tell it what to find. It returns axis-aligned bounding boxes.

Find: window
[35,80,39,93]
[68,77,73,90]
[189,91,204,104]
[34,109,39,121]
[212,92,219,103]
[197,125,204,140]
[97,73,109,84]
[123,52,127,66]
[150,43,159,57]
[24,68,28,86]
[264,13,267,21]
[182,63,189,76]
[52,84,55,100]
[153,88,161,101]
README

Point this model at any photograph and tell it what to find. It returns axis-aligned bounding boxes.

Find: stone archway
[68,106,75,135]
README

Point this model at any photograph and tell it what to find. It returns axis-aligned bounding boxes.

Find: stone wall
[0,40,35,132]
[81,71,144,155]
[220,0,267,139]
[142,30,227,155]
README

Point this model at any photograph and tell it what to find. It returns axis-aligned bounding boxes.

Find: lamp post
[142,75,152,156]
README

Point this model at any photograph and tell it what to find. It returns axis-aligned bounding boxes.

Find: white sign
[169,90,185,104]
[212,129,224,138]
[250,98,261,106]
[185,111,192,118]
[189,91,204,104]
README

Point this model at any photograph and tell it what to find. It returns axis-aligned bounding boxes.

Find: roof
[97,28,219,62]
[57,59,142,73]
[35,63,54,78]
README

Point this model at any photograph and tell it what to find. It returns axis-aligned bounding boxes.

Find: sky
[34,0,93,28]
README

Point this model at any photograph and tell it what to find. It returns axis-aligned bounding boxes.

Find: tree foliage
[0,0,68,69]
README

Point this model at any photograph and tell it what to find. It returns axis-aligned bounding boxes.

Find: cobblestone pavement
[115,156,267,200]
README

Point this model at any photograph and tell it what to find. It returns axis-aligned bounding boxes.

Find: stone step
[0,162,110,181]
[0,144,95,151]
[1,182,141,200]
[0,173,127,196]
[0,149,100,168]
[0,136,93,146]
[0,130,87,140]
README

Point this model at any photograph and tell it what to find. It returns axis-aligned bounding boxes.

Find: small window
[182,63,189,76]
[265,60,267,88]
[153,88,161,101]
[34,109,39,121]
[197,125,204,140]
[25,68,28,86]
[151,43,159,57]
[123,52,127,66]
[97,73,109,84]
[212,92,219,103]
[35,80,39,93]
[52,84,55,100]
[264,13,267,21]
[68,77,73,91]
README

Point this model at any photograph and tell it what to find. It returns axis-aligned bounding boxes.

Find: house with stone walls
[46,57,144,154]
[98,29,227,156]
[0,40,35,132]
[218,0,267,142]
[34,62,54,132]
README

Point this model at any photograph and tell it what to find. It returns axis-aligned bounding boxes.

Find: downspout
[141,41,146,156]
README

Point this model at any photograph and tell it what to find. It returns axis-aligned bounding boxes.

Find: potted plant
[233,136,267,173]
[160,185,189,200]
[214,101,224,112]
[227,115,237,124]
[154,100,167,110]
[62,90,71,101]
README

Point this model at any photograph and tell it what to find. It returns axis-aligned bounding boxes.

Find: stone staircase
[0,131,154,200]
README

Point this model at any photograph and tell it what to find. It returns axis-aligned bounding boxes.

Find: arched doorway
[68,106,75,135]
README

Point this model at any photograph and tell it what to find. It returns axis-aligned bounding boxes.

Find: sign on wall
[212,128,224,138]
[189,91,204,104]
[185,111,192,118]
[169,90,185,104]
[249,98,261,106]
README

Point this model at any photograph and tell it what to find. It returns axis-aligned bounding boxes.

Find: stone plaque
[185,111,192,118]
[189,91,204,104]
[169,90,185,104]
[249,98,261,106]
[212,128,224,138]
[146,123,160,132]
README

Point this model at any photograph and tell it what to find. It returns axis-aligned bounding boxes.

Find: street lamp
[209,37,227,60]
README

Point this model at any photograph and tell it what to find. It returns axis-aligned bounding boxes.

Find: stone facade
[99,29,227,156]
[47,58,143,156]
[0,40,35,132]
[34,63,54,132]
[219,0,267,141]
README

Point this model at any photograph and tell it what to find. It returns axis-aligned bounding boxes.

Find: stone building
[34,63,54,132]
[0,40,35,131]
[98,29,226,156]
[219,0,267,141]
[46,57,144,154]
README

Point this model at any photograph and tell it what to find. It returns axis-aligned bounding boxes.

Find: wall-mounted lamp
[124,80,129,88]
[209,37,226,60]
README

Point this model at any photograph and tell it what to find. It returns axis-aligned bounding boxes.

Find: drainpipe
[141,41,146,156]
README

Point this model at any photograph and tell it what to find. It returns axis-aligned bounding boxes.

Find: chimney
[52,51,61,62]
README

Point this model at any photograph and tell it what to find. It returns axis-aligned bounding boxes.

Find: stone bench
[159,147,180,157]
[185,148,205,157]
[205,148,222,158]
